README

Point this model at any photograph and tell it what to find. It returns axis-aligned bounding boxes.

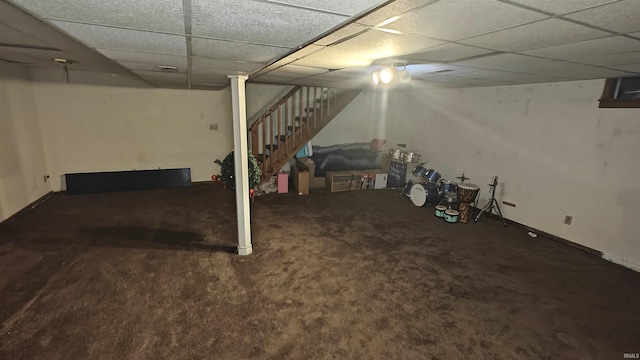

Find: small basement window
[599,76,640,108]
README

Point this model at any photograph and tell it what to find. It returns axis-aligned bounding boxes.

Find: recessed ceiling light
[376,28,403,35]
[158,65,177,72]
[52,58,74,64]
[376,16,400,27]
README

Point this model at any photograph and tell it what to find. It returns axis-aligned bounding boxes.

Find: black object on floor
[65,168,191,194]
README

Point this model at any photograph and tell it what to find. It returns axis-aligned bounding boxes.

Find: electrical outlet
[209,124,218,131]
[564,215,573,225]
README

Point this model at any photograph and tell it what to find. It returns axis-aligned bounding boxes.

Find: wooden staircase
[250,85,360,180]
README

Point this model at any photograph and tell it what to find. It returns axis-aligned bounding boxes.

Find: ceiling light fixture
[372,64,411,87]
[379,67,393,84]
[399,66,411,84]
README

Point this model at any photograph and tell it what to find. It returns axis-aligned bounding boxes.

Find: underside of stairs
[250,85,360,181]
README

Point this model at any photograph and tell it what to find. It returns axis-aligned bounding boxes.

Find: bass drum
[410,182,443,207]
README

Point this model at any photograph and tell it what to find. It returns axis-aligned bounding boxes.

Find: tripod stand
[474,176,507,227]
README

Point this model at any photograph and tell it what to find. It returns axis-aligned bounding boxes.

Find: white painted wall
[0,63,51,222]
[312,91,390,147]
[29,76,287,191]
[321,80,640,271]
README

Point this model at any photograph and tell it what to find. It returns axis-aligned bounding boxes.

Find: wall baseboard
[602,252,640,273]
[0,191,55,227]
[477,209,639,273]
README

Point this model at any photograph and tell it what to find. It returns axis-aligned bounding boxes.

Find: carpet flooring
[0,183,638,359]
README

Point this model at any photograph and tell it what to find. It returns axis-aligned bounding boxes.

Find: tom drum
[424,169,442,184]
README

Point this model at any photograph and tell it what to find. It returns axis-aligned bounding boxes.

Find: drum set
[402,164,481,224]
[389,148,422,164]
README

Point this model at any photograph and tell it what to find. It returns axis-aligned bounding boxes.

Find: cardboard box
[293,166,309,195]
[277,172,288,193]
[374,173,388,189]
[326,171,359,192]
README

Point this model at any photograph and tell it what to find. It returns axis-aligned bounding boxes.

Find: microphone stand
[474,176,507,227]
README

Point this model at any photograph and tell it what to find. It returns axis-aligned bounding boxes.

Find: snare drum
[410,182,442,207]
[389,148,404,161]
[424,169,441,184]
[439,179,458,193]
[403,152,421,163]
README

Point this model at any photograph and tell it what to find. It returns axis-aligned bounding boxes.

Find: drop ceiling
[2,0,640,90]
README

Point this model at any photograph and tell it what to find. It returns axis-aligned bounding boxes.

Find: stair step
[265,144,278,151]
[274,135,288,143]
[294,116,308,123]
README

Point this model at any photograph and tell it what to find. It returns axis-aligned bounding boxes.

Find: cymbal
[456,173,470,182]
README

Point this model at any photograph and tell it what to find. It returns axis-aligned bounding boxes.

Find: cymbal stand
[474,176,507,227]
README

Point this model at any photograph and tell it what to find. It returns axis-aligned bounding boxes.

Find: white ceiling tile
[355,0,439,26]
[609,63,640,73]
[116,60,187,73]
[189,69,231,85]
[50,21,187,56]
[0,22,51,48]
[263,0,386,16]
[269,64,329,77]
[565,0,640,34]
[133,70,188,87]
[290,44,324,58]
[384,0,547,41]
[455,69,565,83]
[314,24,370,46]
[405,63,478,76]
[412,74,514,87]
[403,43,495,62]
[191,57,263,73]
[252,74,299,83]
[461,18,609,52]
[333,29,444,60]
[192,0,349,47]
[522,36,640,60]
[509,61,632,79]
[191,38,289,63]
[292,47,374,68]
[506,0,619,15]
[411,74,472,82]
[574,51,640,66]
[409,79,463,89]
[10,0,185,33]
[97,49,188,69]
[454,53,555,72]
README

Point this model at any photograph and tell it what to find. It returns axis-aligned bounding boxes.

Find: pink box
[277,172,289,193]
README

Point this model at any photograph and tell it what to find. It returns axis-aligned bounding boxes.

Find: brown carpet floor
[0,184,638,359]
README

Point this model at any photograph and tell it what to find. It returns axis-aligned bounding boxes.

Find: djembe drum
[456,183,480,223]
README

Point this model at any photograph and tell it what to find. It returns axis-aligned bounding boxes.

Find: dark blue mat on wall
[65,168,191,194]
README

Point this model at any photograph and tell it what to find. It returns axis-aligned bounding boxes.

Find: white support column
[228,75,252,255]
